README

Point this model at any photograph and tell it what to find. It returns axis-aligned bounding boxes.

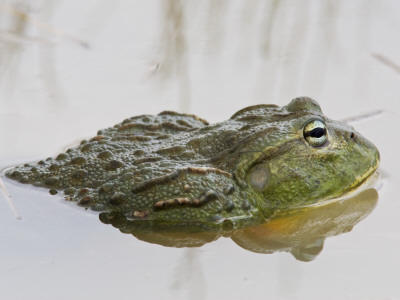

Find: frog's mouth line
[347,158,380,192]
[300,160,380,210]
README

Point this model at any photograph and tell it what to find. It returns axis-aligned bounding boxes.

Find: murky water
[1,1,399,299]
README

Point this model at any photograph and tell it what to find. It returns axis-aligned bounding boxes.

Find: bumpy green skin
[5,97,380,231]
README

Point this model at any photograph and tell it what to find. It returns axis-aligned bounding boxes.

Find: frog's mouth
[302,159,380,210]
[346,157,380,194]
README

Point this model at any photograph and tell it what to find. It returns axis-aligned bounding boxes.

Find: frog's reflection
[102,188,378,261]
[232,188,378,261]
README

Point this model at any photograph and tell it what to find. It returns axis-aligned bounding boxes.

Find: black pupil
[309,127,325,138]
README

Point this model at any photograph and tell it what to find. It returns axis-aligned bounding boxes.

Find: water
[1,1,399,299]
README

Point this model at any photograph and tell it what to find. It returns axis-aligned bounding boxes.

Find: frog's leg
[100,167,261,232]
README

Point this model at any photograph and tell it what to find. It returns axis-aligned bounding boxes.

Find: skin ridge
[131,167,232,193]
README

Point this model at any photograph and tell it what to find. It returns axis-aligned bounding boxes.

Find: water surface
[1,1,399,299]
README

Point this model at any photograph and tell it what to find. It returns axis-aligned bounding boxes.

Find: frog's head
[237,97,380,215]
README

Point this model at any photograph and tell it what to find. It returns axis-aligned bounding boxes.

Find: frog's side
[5,97,380,231]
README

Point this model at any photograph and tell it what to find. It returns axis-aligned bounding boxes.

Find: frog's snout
[354,131,380,171]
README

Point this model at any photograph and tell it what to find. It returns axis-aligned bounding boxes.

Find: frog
[4,97,380,232]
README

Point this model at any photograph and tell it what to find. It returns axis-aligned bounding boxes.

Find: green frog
[5,97,380,231]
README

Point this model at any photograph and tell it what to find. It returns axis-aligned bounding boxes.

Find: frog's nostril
[350,132,355,140]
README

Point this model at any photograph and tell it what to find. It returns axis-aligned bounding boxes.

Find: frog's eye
[303,120,327,147]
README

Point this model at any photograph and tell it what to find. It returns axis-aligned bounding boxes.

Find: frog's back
[6,111,213,195]
[6,110,264,230]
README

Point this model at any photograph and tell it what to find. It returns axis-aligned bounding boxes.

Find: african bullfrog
[5,97,380,231]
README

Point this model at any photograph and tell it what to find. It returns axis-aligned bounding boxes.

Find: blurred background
[1,0,399,157]
[0,1,399,299]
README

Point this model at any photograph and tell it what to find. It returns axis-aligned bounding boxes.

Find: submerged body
[5,97,380,231]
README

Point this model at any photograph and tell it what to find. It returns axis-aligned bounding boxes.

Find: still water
[0,1,399,299]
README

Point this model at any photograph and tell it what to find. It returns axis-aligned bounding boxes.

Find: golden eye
[303,120,327,147]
